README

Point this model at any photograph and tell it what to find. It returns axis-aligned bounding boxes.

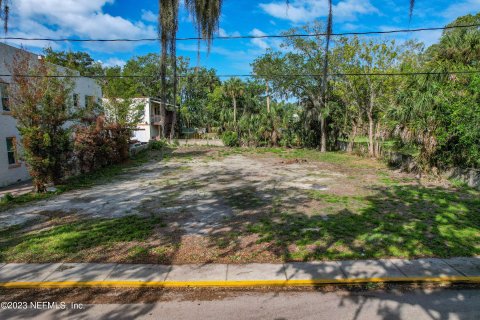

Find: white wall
[0,114,30,187]
[0,43,102,187]
[133,125,151,143]
[103,97,153,143]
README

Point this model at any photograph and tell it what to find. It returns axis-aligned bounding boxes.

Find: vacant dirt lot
[1,147,479,263]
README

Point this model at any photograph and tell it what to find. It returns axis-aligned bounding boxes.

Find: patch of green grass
[285,149,357,165]
[308,191,367,212]
[0,215,163,262]
[220,147,367,166]
[150,246,174,263]
[251,147,287,154]
[449,178,469,189]
[247,185,480,260]
[309,192,351,204]
[0,192,53,209]
[127,245,150,261]
[377,172,398,186]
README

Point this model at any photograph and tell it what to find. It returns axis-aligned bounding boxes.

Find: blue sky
[3,0,480,75]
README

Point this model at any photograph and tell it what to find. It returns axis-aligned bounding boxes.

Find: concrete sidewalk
[0,257,479,288]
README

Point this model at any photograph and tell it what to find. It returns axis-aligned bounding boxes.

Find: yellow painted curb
[1,276,480,289]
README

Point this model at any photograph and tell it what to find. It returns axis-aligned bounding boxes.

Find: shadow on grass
[239,184,480,260]
[162,147,211,161]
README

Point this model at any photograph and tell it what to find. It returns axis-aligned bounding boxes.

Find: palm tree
[1,0,10,32]
[223,78,244,124]
[158,0,222,138]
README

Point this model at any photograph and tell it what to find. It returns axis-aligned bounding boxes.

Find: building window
[73,94,79,108]
[0,83,10,111]
[6,137,18,165]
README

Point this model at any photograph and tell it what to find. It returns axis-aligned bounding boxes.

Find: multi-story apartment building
[0,43,102,187]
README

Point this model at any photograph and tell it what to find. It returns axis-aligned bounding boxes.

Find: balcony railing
[151,115,162,124]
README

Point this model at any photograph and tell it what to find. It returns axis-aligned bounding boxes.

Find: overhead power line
[2,24,479,43]
[1,70,479,79]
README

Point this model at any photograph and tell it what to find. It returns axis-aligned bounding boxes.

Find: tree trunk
[347,122,357,153]
[320,115,327,152]
[374,122,382,158]
[367,111,375,157]
[313,99,327,152]
[266,81,270,113]
[35,180,46,193]
[233,96,237,124]
[169,111,177,140]
[159,102,167,139]
[160,43,168,139]
[169,54,178,140]
[319,0,332,154]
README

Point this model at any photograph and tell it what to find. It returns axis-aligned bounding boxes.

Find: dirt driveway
[0,148,376,232]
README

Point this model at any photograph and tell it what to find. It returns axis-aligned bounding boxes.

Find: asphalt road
[1,289,479,320]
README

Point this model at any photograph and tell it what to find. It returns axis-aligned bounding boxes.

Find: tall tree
[43,48,104,77]
[223,77,245,125]
[9,52,74,192]
[393,13,480,169]
[253,22,330,151]
[158,0,223,139]
[252,52,279,114]
[0,0,10,32]
[334,36,400,157]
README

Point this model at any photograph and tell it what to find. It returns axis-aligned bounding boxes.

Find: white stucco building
[0,43,102,187]
[103,97,174,143]
[131,97,165,143]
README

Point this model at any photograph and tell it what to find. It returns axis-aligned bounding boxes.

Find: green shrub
[150,139,168,150]
[222,131,239,147]
[1,193,15,204]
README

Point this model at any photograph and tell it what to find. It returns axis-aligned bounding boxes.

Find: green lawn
[247,183,480,260]
[0,216,164,262]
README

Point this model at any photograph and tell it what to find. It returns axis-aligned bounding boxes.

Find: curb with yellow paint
[2,276,480,289]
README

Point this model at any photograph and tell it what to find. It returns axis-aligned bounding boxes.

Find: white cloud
[176,41,267,73]
[250,28,269,50]
[218,28,228,37]
[217,28,241,37]
[5,0,156,52]
[101,57,127,68]
[375,25,443,47]
[441,0,480,19]
[414,30,443,46]
[259,0,379,23]
[141,9,157,23]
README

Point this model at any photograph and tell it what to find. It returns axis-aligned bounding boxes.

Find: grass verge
[0,215,164,263]
[247,184,480,260]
